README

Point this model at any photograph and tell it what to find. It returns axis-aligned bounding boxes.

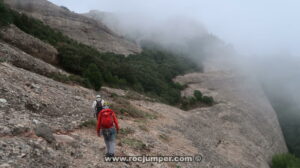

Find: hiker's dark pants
[102,127,116,155]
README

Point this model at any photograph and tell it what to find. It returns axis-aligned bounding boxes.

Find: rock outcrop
[174,57,287,168]
[0,24,58,64]
[0,41,67,76]
[3,0,142,56]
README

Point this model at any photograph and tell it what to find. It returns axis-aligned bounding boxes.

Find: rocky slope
[174,57,287,168]
[0,1,287,167]
[0,24,58,64]
[0,46,287,168]
[0,40,67,77]
[3,0,141,56]
[0,62,198,168]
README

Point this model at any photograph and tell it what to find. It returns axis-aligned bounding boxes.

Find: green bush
[0,57,6,63]
[68,74,89,87]
[111,96,157,119]
[180,97,190,110]
[83,63,103,91]
[0,0,13,26]
[202,96,214,105]
[121,138,148,151]
[180,91,214,110]
[48,73,70,83]
[138,125,149,132]
[271,153,300,168]
[194,90,203,101]
[188,96,197,105]
[159,134,170,142]
[79,119,97,128]
[118,127,135,138]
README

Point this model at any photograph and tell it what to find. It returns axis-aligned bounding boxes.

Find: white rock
[32,119,40,125]
[0,126,11,135]
[53,134,75,144]
[31,83,40,89]
[75,96,81,101]
[0,163,10,168]
[0,98,7,104]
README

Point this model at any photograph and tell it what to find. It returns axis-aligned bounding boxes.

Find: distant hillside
[84,10,235,66]
[0,0,201,105]
[3,0,141,55]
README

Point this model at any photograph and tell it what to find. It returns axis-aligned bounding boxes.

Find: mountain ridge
[3,0,142,56]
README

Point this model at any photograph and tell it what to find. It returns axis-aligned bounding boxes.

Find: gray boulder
[34,123,56,144]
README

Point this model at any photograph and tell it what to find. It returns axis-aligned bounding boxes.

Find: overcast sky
[48,0,300,56]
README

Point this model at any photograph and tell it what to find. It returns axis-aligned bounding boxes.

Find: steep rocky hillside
[175,70,287,168]
[3,0,141,56]
[0,40,67,77]
[0,1,288,167]
[0,24,58,64]
[0,46,287,168]
[0,62,198,168]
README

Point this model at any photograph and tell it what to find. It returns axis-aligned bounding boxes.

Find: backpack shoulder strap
[96,99,103,106]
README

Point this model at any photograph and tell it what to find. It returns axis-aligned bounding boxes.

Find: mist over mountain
[83,1,300,159]
[1,0,299,167]
[85,10,236,67]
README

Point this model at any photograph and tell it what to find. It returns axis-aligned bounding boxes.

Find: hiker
[97,102,120,157]
[92,95,105,119]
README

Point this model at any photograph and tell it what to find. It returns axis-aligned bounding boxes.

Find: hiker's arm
[96,112,102,136]
[112,112,120,132]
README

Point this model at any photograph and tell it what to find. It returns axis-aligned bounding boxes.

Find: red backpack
[100,109,114,128]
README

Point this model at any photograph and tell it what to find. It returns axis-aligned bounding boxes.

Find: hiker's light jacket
[91,99,105,114]
[97,109,120,133]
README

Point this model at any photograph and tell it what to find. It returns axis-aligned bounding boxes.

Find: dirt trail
[63,100,199,168]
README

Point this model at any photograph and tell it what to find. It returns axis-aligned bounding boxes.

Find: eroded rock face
[3,0,142,56]
[0,25,58,64]
[0,41,68,77]
[174,59,288,168]
[0,63,93,133]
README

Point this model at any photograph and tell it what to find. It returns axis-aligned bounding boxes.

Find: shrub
[48,73,70,83]
[83,63,103,91]
[159,134,170,142]
[111,96,157,119]
[68,74,89,87]
[121,138,148,151]
[271,153,300,168]
[180,97,190,110]
[138,125,149,132]
[202,96,214,105]
[174,82,187,90]
[60,6,70,11]
[79,119,97,128]
[0,57,6,63]
[48,73,89,87]
[194,90,203,101]
[0,1,13,26]
[188,96,197,105]
[119,127,135,136]
[180,91,214,110]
